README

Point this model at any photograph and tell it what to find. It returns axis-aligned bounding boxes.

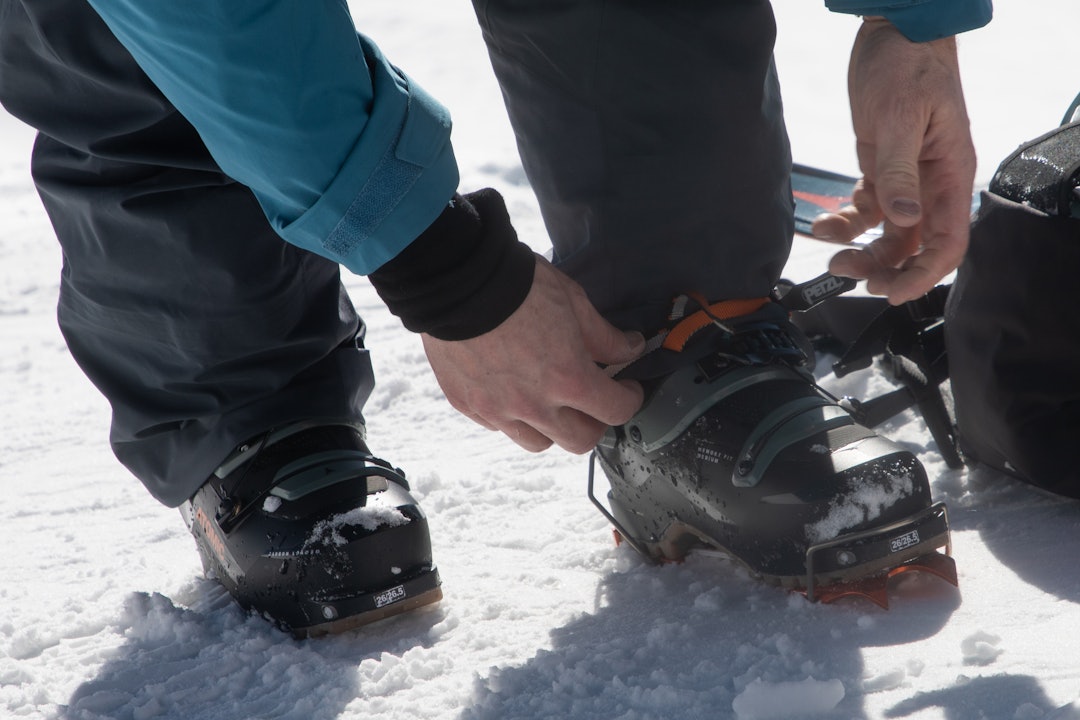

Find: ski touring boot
[589,286,957,608]
[182,420,441,637]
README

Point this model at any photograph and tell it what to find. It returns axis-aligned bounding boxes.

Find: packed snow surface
[4,2,1080,719]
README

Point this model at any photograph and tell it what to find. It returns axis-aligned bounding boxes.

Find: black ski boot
[182,421,440,637]
[590,294,956,607]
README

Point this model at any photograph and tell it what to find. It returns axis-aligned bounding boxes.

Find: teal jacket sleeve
[85,0,459,275]
[825,0,993,42]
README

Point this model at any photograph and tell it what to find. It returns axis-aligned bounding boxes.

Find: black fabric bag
[944,121,1080,497]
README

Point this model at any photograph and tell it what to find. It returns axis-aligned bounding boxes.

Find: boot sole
[293,586,444,639]
[614,502,956,606]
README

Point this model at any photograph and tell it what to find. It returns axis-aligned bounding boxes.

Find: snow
[732,677,846,719]
[306,501,410,548]
[3,1,1080,719]
[960,631,1005,667]
[805,469,916,545]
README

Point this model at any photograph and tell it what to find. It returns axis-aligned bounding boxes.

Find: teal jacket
[85,1,990,276]
[826,0,993,42]
[86,0,458,276]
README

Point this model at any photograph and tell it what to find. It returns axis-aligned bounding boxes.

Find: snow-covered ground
[3,2,1080,719]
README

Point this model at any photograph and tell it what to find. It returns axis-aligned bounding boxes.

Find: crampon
[589,276,958,609]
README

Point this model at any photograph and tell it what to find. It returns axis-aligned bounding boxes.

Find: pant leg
[473,0,794,333]
[0,0,375,507]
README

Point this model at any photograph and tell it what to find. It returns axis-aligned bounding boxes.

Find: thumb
[573,299,646,365]
[874,132,924,228]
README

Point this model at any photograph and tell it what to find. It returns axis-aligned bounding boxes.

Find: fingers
[828,218,919,301]
[886,222,967,303]
[885,253,948,304]
[812,179,882,243]
[423,258,646,456]
[498,420,555,453]
[491,360,644,454]
[828,247,902,300]
[829,211,966,304]
[553,258,647,365]
[871,129,925,229]
[811,130,926,246]
[447,370,642,455]
[560,366,644,435]
[888,159,973,301]
[828,158,971,304]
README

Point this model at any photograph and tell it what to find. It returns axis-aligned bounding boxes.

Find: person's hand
[422,256,645,454]
[811,17,976,305]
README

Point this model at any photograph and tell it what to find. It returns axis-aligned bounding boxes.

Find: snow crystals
[304,495,408,548]
[804,471,915,545]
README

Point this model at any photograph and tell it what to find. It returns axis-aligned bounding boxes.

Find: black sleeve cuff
[367,188,536,341]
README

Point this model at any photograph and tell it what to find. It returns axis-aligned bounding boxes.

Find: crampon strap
[781,278,962,468]
[604,273,962,468]
[605,292,808,381]
[660,294,770,351]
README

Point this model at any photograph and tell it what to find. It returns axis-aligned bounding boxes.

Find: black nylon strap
[789,284,962,468]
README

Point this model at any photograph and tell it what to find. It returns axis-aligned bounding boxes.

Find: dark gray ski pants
[474,0,793,333]
[0,0,792,506]
[0,0,374,506]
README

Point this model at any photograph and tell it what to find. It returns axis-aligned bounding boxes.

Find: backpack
[789,119,1080,497]
[944,119,1080,496]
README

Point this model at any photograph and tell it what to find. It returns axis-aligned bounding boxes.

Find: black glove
[367,188,536,341]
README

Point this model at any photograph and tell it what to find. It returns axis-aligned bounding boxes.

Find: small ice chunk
[961,630,1004,666]
[861,668,905,693]
[262,495,282,513]
[732,678,845,719]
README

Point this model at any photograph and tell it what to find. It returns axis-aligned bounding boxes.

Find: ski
[791,162,983,237]
[791,163,860,236]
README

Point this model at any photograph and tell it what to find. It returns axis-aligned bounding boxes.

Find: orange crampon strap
[601,293,774,379]
[660,293,771,353]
